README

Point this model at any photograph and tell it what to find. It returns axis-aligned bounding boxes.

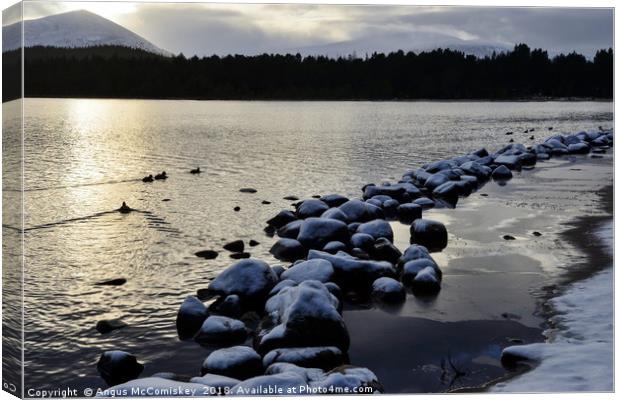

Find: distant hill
[2,10,171,56]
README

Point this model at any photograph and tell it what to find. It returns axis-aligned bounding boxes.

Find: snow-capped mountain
[2,10,171,56]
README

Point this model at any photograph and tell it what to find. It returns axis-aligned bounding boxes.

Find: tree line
[3,43,613,102]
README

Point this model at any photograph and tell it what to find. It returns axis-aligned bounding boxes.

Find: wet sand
[341,155,613,393]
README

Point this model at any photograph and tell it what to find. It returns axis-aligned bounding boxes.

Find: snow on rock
[96,377,210,397]
[207,259,278,305]
[308,250,395,291]
[493,220,613,392]
[4,10,171,56]
[194,315,247,345]
[258,280,349,354]
[175,295,208,339]
[280,259,334,283]
[201,346,263,380]
[262,346,344,370]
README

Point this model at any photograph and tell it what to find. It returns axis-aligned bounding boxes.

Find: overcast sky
[12,2,615,58]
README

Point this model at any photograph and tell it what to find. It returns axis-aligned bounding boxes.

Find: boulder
[296,199,330,219]
[207,259,278,305]
[97,351,144,385]
[320,208,349,222]
[350,233,375,251]
[320,194,350,208]
[280,259,334,283]
[492,165,513,181]
[370,238,402,264]
[424,173,451,191]
[297,218,350,250]
[96,319,127,334]
[494,154,521,170]
[382,199,400,218]
[195,316,247,345]
[202,346,263,380]
[413,197,435,210]
[267,210,297,229]
[308,250,395,291]
[277,220,303,239]
[371,277,406,303]
[258,281,349,354]
[401,258,442,283]
[208,294,242,318]
[262,347,344,370]
[396,203,422,223]
[459,161,491,180]
[356,219,393,242]
[223,240,244,253]
[338,200,385,223]
[397,244,433,269]
[195,250,218,260]
[362,185,406,202]
[432,181,460,205]
[410,219,448,252]
[269,280,298,297]
[409,266,441,294]
[269,238,307,262]
[322,241,348,254]
[176,296,209,339]
[568,142,590,154]
[424,160,456,173]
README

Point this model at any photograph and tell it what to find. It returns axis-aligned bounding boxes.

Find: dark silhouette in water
[118,202,132,214]
[3,43,612,102]
[190,167,201,174]
[142,174,154,182]
[154,171,167,180]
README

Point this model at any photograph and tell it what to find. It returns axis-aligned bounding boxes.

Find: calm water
[3,99,613,393]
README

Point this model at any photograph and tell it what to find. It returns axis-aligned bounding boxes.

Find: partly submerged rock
[96,319,128,334]
[408,266,441,295]
[269,238,307,262]
[322,241,348,254]
[176,296,209,339]
[401,258,442,284]
[297,218,350,250]
[207,259,278,306]
[356,219,393,242]
[208,294,243,318]
[370,238,402,264]
[202,346,263,380]
[492,165,513,181]
[320,207,349,222]
[267,210,298,229]
[223,240,244,253]
[410,219,448,252]
[413,197,435,210]
[296,199,330,219]
[195,250,219,260]
[97,350,144,386]
[276,220,303,239]
[396,203,422,223]
[371,277,406,303]
[95,278,127,286]
[320,194,350,208]
[350,233,375,252]
[338,200,384,223]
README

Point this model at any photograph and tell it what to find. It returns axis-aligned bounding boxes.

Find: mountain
[286,31,509,59]
[2,10,171,56]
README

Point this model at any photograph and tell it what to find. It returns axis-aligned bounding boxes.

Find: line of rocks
[97,128,612,395]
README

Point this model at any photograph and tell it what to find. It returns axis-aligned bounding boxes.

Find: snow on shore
[493,220,613,392]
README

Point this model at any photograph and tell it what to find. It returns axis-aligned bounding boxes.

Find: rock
[190,374,240,390]
[371,277,406,303]
[518,152,537,166]
[269,280,298,297]
[350,248,370,259]
[230,252,251,259]
[97,351,144,385]
[269,238,307,262]
[537,152,551,160]
[338,200,385,223]
[283,195,299,201]
[424,173,451,191]
[494,154,521,170]
[234,206,241,212]
[208,294,243,318]
[202,346,263,379]
[397,244,433,269]
[266,210,297,229]
[271,266,286,277]
[308,250,395,291]
[322,241,348,254]
[195,316,247,345]
[277,220,303,239]
[95,278,127,286]
[280,259,334,283]
[223,240,244,253]
[382,199,399,218]
[432,181,460,205]
[324,282,342,300]
[503,235,516,240]
[296,199,330,219]
[319,194,349,208]
[350,233,375,251]
[532,231,542,237]
[492,165,513,181]
[176,296,209,339]
[320,208,349,222]
[240,188,257,193]
[413,197,435,210]
[297,218,350,250]
[347,222,361,233]
[261,200,271,205]
[356,219,393,242]
[409,266,441,294]
[258,281,348,354]
[396,203,422,223]
[370,238,402,264]
[568,142,590,154]
[424,159,456,173]
[401,258,442,284]
[96,319,128,334]
[195,250,219,260]
[207,259,278,306]
[459,161,491,180]
[410,219,448,252]
[263,347,344,370]
[249,240,260,247]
